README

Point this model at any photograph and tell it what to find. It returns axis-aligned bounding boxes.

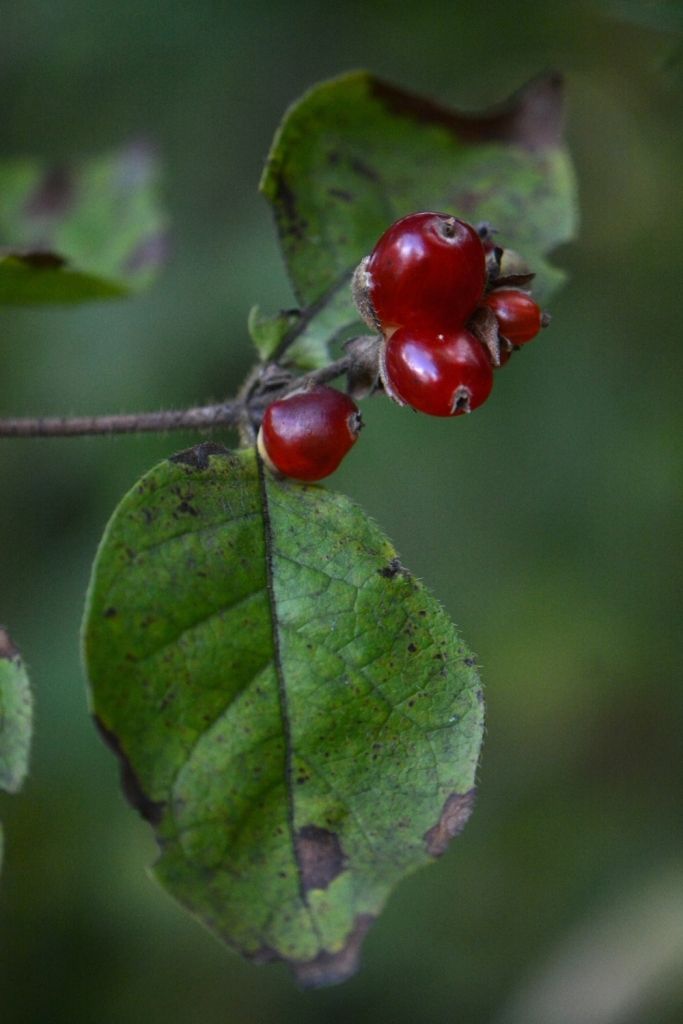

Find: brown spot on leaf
[175,500,198,517]
[424,789,477,857]
[115,140,158,190]
[170,442,229,470]
[0,249,67,269]
[274,176,307,240]
[370,72,564,152]
[0,626,20,660]
[295,825,347,892]
[349,157,380,183]
[24,166,75,218]
[291,914,375,989]
[93,715,165,826]
[245,945,279,965]
[125,231,170,273]
[378,557,408,579]
[103,607,118,619]
[328,186,354,202]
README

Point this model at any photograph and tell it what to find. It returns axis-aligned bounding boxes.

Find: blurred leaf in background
[0,628,32,875]
[0,1,682,1023]
[601,0,683,78]
[603,0,683,32]
[0,142,167,304]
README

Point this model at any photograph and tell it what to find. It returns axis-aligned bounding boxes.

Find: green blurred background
[1,1,681,1021]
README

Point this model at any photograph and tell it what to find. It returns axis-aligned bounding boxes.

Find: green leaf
[259,71,577,366]
[0,629,32,793]
[249,288,365,371]
[0,628,33,876]
[83,443,483,987]
[0,142,168,305]
[247,305,301,363]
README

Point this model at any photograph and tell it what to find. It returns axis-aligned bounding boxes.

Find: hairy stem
[282,355,350,394]
[0,355,352,439]
[0,403,243,438]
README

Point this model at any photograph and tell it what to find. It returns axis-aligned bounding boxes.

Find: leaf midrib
[256,454,325,946]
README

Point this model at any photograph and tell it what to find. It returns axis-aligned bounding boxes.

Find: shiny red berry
[258,385,362,482]
[383,327,493,417]
[484,289,543,345]
[366,212,486,331]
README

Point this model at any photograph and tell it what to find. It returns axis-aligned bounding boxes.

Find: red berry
[366,212,486,331]
[258,385,362,482]
[484,289,542,345]
[383,327,493,417]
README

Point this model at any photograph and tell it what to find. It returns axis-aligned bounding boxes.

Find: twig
[0,402,243,438]
[0,355,353,439]
[282,355,350,394]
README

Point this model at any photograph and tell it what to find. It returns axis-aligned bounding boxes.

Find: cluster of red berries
[258,211,546,482]
[359,211,544,416]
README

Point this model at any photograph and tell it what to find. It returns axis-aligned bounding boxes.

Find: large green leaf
[83,443,483,987]
[259,71,577,367]
[0,142,167,305]
[0,628,33,875]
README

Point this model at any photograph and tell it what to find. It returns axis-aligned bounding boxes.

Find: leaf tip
[291,913,375,989]
[500,71,566,150]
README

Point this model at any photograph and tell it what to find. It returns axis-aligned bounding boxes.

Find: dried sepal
[468,305,504,367]
[498,247,531,278]
[377,333,407,407]
[351,256,380,331]
[344,334,382,400]
[490,272,536,291]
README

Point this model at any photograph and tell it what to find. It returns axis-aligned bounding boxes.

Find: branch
[0,402,243,438]
[282,355,350,394]
[0,356,353,439]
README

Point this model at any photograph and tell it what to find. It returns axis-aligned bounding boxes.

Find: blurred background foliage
[1,1,681,1022]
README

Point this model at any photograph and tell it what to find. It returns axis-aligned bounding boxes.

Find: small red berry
[258,385,362,482]
[365,212,487,331]
[383,326,493,417]
[484,289,543,345]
